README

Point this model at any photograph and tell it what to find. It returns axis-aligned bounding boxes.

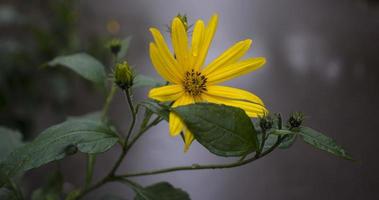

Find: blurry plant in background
[0,0,109,136]
[0,5,353,200]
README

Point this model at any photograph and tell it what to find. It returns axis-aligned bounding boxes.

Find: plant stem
[256,129,267,157]
[84,154,96,190]
[8,179,24,200]
[101,84,117,121]
[108,89,137,176]
[120,136,285,178]
[125,116,162,152]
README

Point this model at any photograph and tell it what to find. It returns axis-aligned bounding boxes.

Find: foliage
[0,9,353,200]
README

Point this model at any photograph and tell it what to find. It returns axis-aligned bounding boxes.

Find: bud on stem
[114,61,134,90]
[108,38,122,56]
[288,112,304,129]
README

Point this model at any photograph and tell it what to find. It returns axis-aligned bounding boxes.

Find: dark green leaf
[299,126,353,160]
[134,182,190,200]
[31,171,63,200]
[174,103,258,157]
[258,134,277,152]
[117,36,132,60]
[47,53,106,87]
[278,133,297,149]
[0,127,23,162]
[139,100,170,121]
[133,74,166,88]
[0,119,118,184]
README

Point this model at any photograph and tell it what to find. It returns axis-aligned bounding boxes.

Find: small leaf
[0,119,118,184]
[0,127,23,162]
[133,74,166,88]
[134,182,190,200]
[117,36,132,60]
[278,133,297,149]
[258,134,277,152]
[47,53,107,87]
[299,126,353,160]
[174,103,258,157]
[139,100,170,121]
[31,171,63,200]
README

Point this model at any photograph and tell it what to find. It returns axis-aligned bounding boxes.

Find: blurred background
[1,0,379,199]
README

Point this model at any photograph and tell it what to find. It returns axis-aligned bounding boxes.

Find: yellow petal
[169,95,194,136]
[171,18,190,68]
[149,43,182,83]
[202,39,252,75]
[183,127,195,152]
[202,93,267,118]
[148,85,183,102]
[206,57,266,85]
[169,112,184,137]
[149,28,184,75]
[191,20,205,69]
[205,85,264,106]
[193,14,218,70]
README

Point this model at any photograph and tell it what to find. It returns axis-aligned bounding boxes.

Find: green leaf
[278,133,297,149]
[0,119,118,184]
[134,182,190,200]
[139,100,170,121]
[31,171,63,200]
[0,127,23,162]
[174,103,258,157]
[299,126,353,160]
[117,36,132,60]
[47,53,107,87]
[133,74,166,88]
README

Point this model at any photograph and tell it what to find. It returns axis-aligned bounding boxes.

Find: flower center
[183,69,207,96]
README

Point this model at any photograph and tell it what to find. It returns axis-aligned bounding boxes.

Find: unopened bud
[259,115,273,131]
[114,61,134,89]
[108,38,122,55]
[288,112,304,128]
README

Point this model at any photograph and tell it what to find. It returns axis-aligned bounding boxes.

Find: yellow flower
[148,14,267,151]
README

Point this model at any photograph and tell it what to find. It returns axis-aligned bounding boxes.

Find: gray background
[21,0,379,199]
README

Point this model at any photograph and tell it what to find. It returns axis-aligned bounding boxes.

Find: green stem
[125,116,162,153]
[108,89,137,176]
[84,154,96,190]
[256,129,267,157]
[8,179,23,200]
[101,84,117,121]
[121,136,285,178]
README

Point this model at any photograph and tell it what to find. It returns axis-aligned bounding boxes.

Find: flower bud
[114,61,134,89]
[176,13,189,32]
[108,38,122,55]
[288,112,304,128]
[259,115,273,131]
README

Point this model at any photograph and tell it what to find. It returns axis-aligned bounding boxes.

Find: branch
[120,135,285,178]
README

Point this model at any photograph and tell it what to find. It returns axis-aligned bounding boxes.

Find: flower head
[148,14,267,151]
[114,61,134,89]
